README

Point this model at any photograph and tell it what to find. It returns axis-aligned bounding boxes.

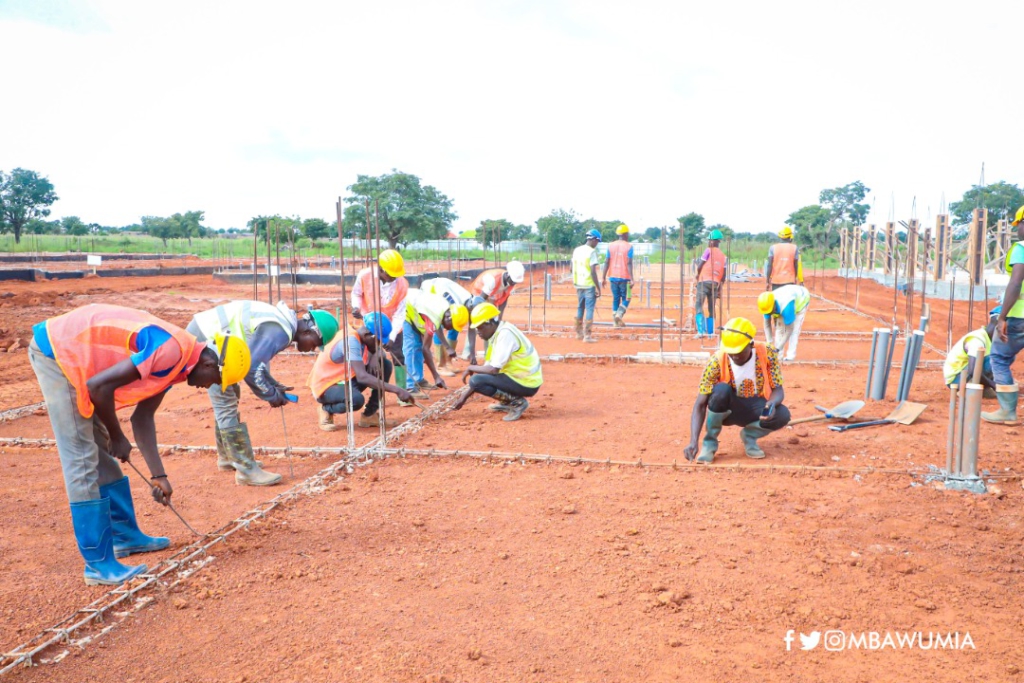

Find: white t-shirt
[728,352,759,399]
[486,327,521,370]
[421,277,472,307]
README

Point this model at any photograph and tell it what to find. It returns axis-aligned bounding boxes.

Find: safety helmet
[585,228,602,241]
[362,311,392,341]
[210,332,251,389]
[989,305,1002,319]
[709,229,723,241]
[378,249,405,277]
[616,224,629,235]
[757,291,776,315]
[778,226,794,239]
[506,260,525,283]
[470,302,501,328]
[307,309,339,347]
[720,317,756,354]
[1013,205,1024,227]
[448,304,469,332]
[465,294,485,310]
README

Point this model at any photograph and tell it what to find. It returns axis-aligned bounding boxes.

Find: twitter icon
[800,632,821,650]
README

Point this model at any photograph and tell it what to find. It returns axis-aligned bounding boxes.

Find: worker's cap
[505,260,525,283]
[709,229,723,241]
[209,332,251,389]
[616,224,629,235]
[362,312,392,341]
[306,309,339,348]
[470,302,501,328]
[778,226,794,239]
[720,317,756,354]
[585,229,602,241]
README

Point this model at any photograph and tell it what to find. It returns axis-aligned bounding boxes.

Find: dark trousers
[770,283,794,291]
[707,383,790,430]
[469,373,539,398]
[695,281,719,317]
[317,359,392,415]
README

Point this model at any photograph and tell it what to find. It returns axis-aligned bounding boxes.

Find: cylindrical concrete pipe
[869,328,892,400]
[897,331,926,402]
[896,331,915,400]
[865,328,880,400]
[946,383,958,474]
[880,327,898,396]
[961,382,984,478]
[544,273,552,301]
[954,369,970,475]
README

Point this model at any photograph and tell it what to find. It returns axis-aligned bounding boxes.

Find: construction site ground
[0,266,1021,682]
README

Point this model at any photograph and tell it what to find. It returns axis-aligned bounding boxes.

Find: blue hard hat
[466,295,485,310]
[585,229,602,241]
[990,305,1002,318]
[362,312,392,341]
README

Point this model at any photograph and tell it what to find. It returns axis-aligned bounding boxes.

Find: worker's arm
[765,385,785,414]
[719,255,728,285]
[965,356,996,389]
[421,331,446,388]
[350,273,364,319]
[86,359,144,462]
[683,393,710,461]
[244,324,292,407]
[601,258,610,285]
[695,259,707,279]
[795,248,803,284]
[129,391,173,504]
[452,361,499,410]
[765,246,774,290]
[590,263,602,297]
[996,263,1024,342]
[351,359,412,402]
[626,247,634,282]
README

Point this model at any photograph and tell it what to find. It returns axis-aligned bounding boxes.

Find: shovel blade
[826,400,866,419]
[886,401,927,425]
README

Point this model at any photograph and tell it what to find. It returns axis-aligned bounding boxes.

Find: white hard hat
[506,260,525,283]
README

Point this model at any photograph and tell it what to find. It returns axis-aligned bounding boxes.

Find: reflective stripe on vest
[485,322,543,389]
[192,301,295,342]
[422,277,472,307]
[943,329,992,385]
[306,334,368,399]
[771,243,798,284]
[607,241,632,280]
[471,268,513,306]
[357,268,410,319]
[699,247,727,282]
[1005,241,1024,319]
[44,304,197,418]
[572,245,597,288]
[715,342,772,399]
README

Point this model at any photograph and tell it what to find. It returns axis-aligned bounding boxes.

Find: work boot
[574,317,584,340]
[706,316,715,336]
[982,385,1020,425]
[583,321,597,343]
[221,423,282,486]
[407,388,430,400]
[696,313,705,338]
[438,367,456,377]
[739,421,772,459]
[696,409,730,463]
[216,426,262,468]
[416,379,434,390]
[70,498,148,586]
[983,386,998,400]
[612,311,621,327]
[617,305,628,325]
[318,405,339,432]
[100,476,171,559]
[488,389,515,412]
[503,397,530,421]
[358,411,400,428]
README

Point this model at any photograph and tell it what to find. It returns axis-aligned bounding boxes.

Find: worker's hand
[452,393,469,411]
[434,376,448,390]
[460,369,473,385]
[447,348,457,360]
[996,319,1009,343]
[266,390,288,408]
[760,402,777,423]
[272,380,294,392]
[111,434,133,462]
[396,388,413,403]
[595,289,602,298]
[352,308,363,320]
[765,284,772,292]
[150,477,173,506]
[683,442,699,461]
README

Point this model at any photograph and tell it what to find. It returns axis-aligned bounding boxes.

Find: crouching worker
[453,302,543,421]
[945,307,998,399]
[308,313,413,430]
[683,317,790,463]
[28,304,249,585]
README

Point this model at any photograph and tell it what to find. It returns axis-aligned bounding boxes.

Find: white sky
[1,0,1021,234]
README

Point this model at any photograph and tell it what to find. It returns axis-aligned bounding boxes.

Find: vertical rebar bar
[659,227,666,355]
[265,220,273,306]
[335,198,355,446]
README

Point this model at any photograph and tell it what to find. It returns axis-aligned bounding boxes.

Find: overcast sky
[2,0,1021,234]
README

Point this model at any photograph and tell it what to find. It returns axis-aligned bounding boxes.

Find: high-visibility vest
[943,328,992,386]
[421,277,472,307]
[306,334,368,399]
[770,242,798,284]
[471,268,514,307]
[1005,242,1024,319]
[699,247,727,282]
[355,267,409,319]
[606,241,632,280]
[44,304,198,418]
[715,342,772,399]
[404,290,449,336]
[485,322,543,389]
[191,301,295,343]
[771,285,811,321]
[572,245,598,288]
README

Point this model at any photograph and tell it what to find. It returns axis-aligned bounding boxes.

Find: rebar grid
[0,402,44,422]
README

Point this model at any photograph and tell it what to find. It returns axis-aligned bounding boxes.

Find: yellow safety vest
[191,301,295,342]
[404,290,449,335]
[572,245,597,288]
[485,322,543,388]
[1005,241,1024,319]
[943,329,992,385]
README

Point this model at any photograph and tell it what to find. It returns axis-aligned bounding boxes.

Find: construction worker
[944,307,998,398]
[572,228,603,342]
[400,289,469,401]
[464,260,525,363]
[421,276,483,376]
[695,229,728,337]
[765,226,803,291]
[309,312,413,431]
[27,304,249,585]
[983,204,1024,425]
[602,224,634,327]
[453,302,543,421]
[187,301,338,486]
[757,285,810,361]
[683,317,790,463]
[351,248,410,388]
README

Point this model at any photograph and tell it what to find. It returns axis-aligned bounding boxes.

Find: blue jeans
[610,279,630,313]
[576,287,596,321]
[991,318,1024,386]
[402,320,424,389]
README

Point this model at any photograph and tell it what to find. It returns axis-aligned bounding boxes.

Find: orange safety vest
[770,243,798,285]
[606,241,632,280]
[471,268,515,307]
[715,342,772,399]
[44,304,199,418]
[699,247,727,283]
[355,268,409,319]
[306,334,369,400]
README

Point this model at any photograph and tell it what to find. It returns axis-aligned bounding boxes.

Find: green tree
[677,212,706,249]
[949,181,1024,227]
[786,205,832,248]
[302,217,331,240]
[0,168,59,244]
[819,181,871,227]
[141,215,175,247]
[342,170,456,249]
[61,216,89,236]
[643,227,663,241]
[536,208,581,251]
[479,218,515,248]
[580,219,623,243]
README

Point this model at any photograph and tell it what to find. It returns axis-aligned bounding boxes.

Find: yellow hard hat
[1013,205,1024,227]
[616,224,629,235]
[757,291,775,315]
[720,317,756,354]
[211,332,251,388]
[470,302,501,328]
[778,226,793,239]
[448,304,469,332]
[378,249,405,277]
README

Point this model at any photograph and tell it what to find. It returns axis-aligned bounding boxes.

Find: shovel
[828,401,927,432]
[789,400,866,425]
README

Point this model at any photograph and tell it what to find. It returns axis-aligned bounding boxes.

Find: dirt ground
[0,267,1022,682]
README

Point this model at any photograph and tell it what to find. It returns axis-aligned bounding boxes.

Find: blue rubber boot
[100,476,171,558]
[696,313,705,338]
[70,498,148,586]
[706,316,715,336]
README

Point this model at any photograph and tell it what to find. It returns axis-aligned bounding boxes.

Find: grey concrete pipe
[961,383,984,478]
[869,328,892,400]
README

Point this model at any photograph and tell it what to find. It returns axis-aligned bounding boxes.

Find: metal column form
[869,327,893,400]
[864,328,880,399]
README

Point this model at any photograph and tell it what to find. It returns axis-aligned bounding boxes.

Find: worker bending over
[454,302,543,421]
[983,205,1024,425]
[465,261,525,363]
[602,224,634,327]
[399,289,468,401]
[352,249,410,387]
[28,304,249,585]
[684,317,790,463]
[757,285,810,361]
[421,276,483,376]
[695,229,727,337]
[766,226,802,291]
[945,307,998,399]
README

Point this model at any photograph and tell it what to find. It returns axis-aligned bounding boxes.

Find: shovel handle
[789,414,829,425]
[829,419,894,432]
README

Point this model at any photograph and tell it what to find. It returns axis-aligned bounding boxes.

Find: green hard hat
[709,229,723,240]
[308,309,339,347]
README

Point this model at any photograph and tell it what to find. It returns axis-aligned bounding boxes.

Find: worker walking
[572,229,603,342]
[757,285,810,361]
[945,307,998,399]
[28,304,250,584]
[400,289,469,401]
[765,226,803,291]
[695,229,728,337]
[683,317,790,463]
[453,303,543,421]
[464,261,525,363]
[420,276,482,376]
[983,205,1024,425]
[308,312,413,430]
[351,249,410,388]
[187,301,338,486]
[602,224,634,327]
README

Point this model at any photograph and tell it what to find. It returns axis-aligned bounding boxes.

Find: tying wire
[123,459,204,538]
[280,407,295,478]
